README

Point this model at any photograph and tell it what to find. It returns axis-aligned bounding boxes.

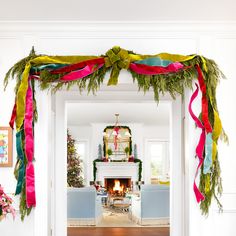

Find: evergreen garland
[134,159,142,181]
[4,46,227,217]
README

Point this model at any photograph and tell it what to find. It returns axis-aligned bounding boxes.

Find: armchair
[67,186,102,226]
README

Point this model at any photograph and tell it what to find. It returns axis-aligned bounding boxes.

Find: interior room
[0,2,236,236]
[66,102,171,228]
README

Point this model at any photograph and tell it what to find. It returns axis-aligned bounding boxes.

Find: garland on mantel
[93,158,142,182]
[4,46,227,219]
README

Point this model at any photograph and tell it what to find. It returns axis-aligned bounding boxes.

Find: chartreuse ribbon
[15,130,25,195]
[129,53,195,62]
[105,46,130,85]
[16,64,31,131]
[212,111,222,162]
[16,55,99,131]
[105,48,203,85]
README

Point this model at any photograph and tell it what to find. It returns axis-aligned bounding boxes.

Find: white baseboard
[67,218,96,226]
[67,214,103,227]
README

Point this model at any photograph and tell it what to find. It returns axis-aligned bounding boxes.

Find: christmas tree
[67,130,84,187]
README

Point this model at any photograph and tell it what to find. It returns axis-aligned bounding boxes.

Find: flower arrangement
[0,184,16,220]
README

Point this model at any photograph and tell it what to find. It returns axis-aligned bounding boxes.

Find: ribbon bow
[105,46,130,85]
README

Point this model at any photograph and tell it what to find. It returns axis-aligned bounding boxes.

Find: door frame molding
[54,88,184,236]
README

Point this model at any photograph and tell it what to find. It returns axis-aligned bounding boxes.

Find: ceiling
[1,0,235,21]
[67,102,170,126]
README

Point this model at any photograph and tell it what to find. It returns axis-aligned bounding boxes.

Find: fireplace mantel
[95,162,139,186]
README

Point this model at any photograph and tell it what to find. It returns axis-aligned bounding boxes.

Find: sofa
[67,186,102,226]
[129,184,169,225]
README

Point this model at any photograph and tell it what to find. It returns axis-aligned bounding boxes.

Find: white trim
[1,21,236,34]
[130,214,170,226]
[95,162,139,186]
[67,216,102,226]
[74,139,89,186]
[54,89,183,236]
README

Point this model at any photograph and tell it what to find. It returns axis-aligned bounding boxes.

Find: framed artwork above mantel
[103,126,132,160]
[0,127,13,167]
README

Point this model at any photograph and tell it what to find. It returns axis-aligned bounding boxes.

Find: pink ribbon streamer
[196,65,212,133]
[129,62,184,75]
[9,103,16,129]
[188,83,205,203]
[24,80,36,208]
[60,63,104,81]
[113,127,120,150]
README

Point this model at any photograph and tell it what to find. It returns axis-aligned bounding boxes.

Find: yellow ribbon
[129,53,195,62]
[16,55,99,130]
[105,46,130,85]
[16,63,31,131]
[212,110,222,162]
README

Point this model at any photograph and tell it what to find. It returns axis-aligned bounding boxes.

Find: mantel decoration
[4,46,227,219]
[103,117,132,161]
[93,158,142,182]
[103,114,132,157]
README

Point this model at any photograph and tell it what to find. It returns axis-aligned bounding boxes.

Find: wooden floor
[68,227,170,236]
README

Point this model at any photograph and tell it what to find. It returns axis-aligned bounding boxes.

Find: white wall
[143,125,169,140]
[1,0,235,21]
[0,39,35,235]
[68,123,169,185]
[0,22,235,236]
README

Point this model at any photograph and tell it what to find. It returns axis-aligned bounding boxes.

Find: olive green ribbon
[15,130,25,195]
[105,46,131,85]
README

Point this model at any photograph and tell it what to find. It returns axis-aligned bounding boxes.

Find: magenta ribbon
[188,83,205,203]
[113,127,120,150]
[24,79,36,208]
[129,62,184,75]
[60,63,104,81]
[196,65,212,133]
[9,103,16,129]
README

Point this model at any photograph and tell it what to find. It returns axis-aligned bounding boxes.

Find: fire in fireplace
[105,178,131,196]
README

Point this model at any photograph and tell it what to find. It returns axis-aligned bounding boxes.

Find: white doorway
[53,84,184,236]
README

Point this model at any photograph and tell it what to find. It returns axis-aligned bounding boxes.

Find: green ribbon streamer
[134,57,173,67]
[15,130,25,195]
[31,63,68,73]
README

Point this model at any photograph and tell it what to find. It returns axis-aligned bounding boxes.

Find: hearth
[105,178,131,196]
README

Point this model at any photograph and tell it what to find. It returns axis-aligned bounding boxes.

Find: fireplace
[105,178,131,196]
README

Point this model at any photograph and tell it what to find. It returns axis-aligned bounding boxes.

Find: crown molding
[0,21,236,34]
